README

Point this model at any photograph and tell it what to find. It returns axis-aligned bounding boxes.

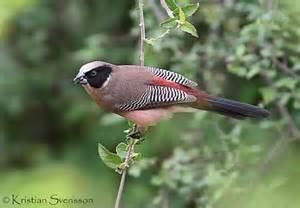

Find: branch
[149,0,166,21]
[258,133,289,174]
[272,57,300,80]
[277,103,300,139]
[223,0,235,8]
[160,0,174,18]
[114,140,137,208]
[262,74,300,140]
[161,187,169,208]
[258,73,300,174]
[139,0,145,66]
[114,1,145,208]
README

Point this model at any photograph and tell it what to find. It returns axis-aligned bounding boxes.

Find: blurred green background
[0,0,300,208]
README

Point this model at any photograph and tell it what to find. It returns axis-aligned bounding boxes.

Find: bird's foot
[127,130,142,140]
[126,125,146,143]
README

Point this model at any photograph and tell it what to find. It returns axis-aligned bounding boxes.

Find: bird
[74,61,269,138]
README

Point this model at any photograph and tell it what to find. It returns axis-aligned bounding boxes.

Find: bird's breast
[83,85,114,111]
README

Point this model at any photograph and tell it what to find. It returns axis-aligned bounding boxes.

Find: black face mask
[85,65,112,88]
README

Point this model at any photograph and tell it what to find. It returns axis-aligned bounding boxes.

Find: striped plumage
[74,61,269,129]
[118,85,196,111]
[148,67,198,88]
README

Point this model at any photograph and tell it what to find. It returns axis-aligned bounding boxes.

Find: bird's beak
[73,72,88,85]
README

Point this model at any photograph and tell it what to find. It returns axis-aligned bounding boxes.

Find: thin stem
[223,0,235,8]
[272,57,300,79]
[149,0,166,21]
[161,187,169,208]
[160,0,174,18]
[257,73,300,175]
[139,0,145,66]
[114,1,145,207]
[258,134,289,174]
[115,172,126,208]
[262,74,300,140]
[114,142,135,208]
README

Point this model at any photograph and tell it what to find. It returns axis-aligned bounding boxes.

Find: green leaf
[165,0,177,11]
[132,152,142,160]
[178,7,186,23]
[228,65,247,77]
[145,30,170,45]
[293,92,300,109]
[293,99,300,109]
[236,44,246,57]
[260,87,277,104]
[124,121,134,134]
[116,142,127,160]
[173,3,199,17]
[98,143,122,170]
[246,64,261,79]
[182,3,199,16]
[145,38,154,46]
[160,17,177,29]
[179,21,198,37]
[264,69,277,78]
[279,93,291,106]
[127,120,134,128]
[275,77,298,90]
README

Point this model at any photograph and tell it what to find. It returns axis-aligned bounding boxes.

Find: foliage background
[0,0,299,207]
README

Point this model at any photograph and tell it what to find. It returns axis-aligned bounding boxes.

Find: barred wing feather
[148,67,197,88]
[118,85,196,111]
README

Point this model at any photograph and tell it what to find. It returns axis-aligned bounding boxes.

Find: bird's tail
[193,96,269,119]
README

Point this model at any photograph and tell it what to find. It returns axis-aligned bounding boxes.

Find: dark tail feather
[207,97,269,119]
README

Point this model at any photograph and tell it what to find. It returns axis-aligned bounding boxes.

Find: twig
[139,0,145,66]
[0,137,5,170]
[268,54,300,139]
[266,0,273,11]
[149,0,166,21]
[223,0,235,8]
[114,1,145,208]
[160,0,174,18]
[161,187,169,208]
[262,74,300,140]
[277,103,300,139]
[114,141,136,208]
[257,73,300,175]
[258,133,289,174]
[272,57,300,80]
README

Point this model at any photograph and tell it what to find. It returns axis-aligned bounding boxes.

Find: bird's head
[73,61,113,88]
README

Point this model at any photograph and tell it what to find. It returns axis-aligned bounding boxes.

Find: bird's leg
[127,124,147,141]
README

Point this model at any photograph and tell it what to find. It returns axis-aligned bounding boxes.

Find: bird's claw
[127,126,145,143]
[127,130,142,140]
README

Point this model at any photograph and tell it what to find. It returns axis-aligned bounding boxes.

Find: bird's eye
[89,70,97,77]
